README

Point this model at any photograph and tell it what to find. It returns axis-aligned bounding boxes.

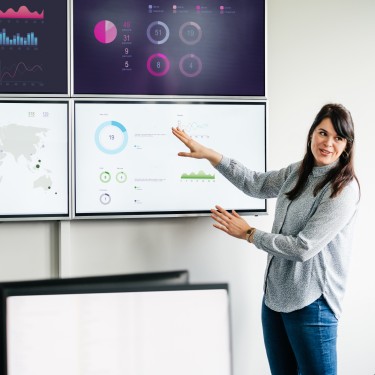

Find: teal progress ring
[95,120,128,154]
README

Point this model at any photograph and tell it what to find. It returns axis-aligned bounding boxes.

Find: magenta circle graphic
[179,54,202,77]
[146,53,170,77]
[94,20,117,44]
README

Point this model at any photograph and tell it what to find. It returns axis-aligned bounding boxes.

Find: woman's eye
[336,137,343,142]
[319,131,327,136]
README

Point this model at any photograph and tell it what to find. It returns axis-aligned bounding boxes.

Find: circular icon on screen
[100,171,111,183]
[179,22,202,45]
[116,171,127,183]
[94,20,118,44]
[179,54,202,78]
[146,53,170,77]
[95,121,128,155]
[147,21,170,45]
[99,193,111,205]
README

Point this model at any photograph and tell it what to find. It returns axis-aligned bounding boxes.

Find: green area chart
[180,170,215,180]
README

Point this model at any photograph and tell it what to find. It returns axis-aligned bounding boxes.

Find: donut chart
[95,121,128,154]
[147,21,170,45]
[179,21,202,45]
[146,53,170,77]
[179,54,203,77]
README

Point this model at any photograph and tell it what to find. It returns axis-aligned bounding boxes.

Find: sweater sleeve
[252,181,360,262]
[215,156,297,199]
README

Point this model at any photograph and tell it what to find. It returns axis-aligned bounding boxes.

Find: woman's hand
[171,127,222,166]
[210,205,252,240]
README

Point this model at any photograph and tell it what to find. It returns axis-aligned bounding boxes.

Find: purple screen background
[73,0,265,96]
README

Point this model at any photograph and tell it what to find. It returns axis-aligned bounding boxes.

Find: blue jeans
[261,295,338,375]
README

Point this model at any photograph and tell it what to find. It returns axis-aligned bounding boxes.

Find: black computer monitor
[0,274,233,375]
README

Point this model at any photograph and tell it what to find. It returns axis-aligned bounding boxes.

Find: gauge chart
[95,120,128,154]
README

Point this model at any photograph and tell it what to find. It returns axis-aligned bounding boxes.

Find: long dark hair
[286,103,360,200]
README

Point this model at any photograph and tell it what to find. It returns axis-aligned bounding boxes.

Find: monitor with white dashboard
[0,100,69,220]
[74,100,267,218]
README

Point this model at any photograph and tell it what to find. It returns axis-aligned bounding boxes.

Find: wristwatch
[246,227,256,243]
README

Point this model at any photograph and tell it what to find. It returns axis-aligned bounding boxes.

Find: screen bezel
[73,99,267,219]
[0,99,70,221]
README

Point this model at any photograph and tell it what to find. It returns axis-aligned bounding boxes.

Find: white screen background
[0,102,68,216]
[74,101,266,216]
[7,289,232,375]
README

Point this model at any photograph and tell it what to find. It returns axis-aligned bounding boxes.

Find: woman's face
[310,117,347,166]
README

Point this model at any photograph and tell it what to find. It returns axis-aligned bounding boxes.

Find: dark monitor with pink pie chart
[73,0,265,96]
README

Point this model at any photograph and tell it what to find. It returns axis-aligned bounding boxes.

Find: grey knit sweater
[216,156,360,319]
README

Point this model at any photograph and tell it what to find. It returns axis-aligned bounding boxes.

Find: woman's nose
[324,137,334,146]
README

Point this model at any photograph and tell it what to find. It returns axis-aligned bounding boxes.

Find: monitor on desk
[0,275,232,375]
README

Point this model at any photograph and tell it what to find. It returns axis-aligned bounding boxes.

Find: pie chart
[94,20,117,44]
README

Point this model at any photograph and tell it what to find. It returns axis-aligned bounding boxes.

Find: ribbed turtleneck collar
[311,160,339,177]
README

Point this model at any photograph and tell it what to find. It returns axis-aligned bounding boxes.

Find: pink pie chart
[94,20,117,44]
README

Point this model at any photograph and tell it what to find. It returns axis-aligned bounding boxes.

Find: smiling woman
[311,118,347,166]
[287,103,357,200]
[172,102,360,375]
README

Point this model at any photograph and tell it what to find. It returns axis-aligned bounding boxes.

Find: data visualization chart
[0,101,69,219]
[73,0,265,96]
[74,101,267,218]
[95,120,128,154]
[0,0,68,94]
[94,20,118,44]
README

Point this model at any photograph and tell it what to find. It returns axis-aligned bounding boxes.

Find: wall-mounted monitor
[73,0,265,96]
[74,100,267,218]
[0,280,232,375]
[0,0,68,95]
[0,100,69,220]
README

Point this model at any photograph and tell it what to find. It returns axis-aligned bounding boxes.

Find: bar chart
[0,28,38,46]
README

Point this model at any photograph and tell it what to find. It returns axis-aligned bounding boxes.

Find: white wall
[267,1,375,374]
[1,0,374,374]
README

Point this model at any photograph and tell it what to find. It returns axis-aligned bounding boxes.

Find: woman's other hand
[210,205,252,240]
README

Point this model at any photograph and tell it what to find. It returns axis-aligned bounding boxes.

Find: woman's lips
[319,148,331,155]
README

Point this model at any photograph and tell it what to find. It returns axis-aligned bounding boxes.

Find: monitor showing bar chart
[0,1,68,94]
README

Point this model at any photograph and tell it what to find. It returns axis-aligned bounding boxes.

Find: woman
[172,103,360,375]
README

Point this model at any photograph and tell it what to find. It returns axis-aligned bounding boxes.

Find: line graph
[0,61,43,83]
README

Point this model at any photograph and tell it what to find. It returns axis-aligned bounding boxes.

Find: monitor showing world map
[0,100,69,220]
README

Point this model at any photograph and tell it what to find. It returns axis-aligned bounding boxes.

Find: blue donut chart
[95,120,128,154]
